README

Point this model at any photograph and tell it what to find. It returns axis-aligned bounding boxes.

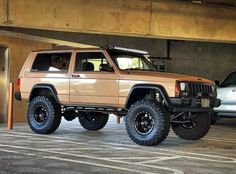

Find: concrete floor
[0,117,235,174]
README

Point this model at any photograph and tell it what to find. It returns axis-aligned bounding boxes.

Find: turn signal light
[175,81,181,97]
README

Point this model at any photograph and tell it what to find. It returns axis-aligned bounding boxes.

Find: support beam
[0,0,236,43]
[0,29,97,48]
[151,1,236,42]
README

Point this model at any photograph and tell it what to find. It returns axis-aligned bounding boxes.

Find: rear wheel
[125,100,170,146]
[171,112,211,140]
[27,96,61,134]
[78,112,109,131]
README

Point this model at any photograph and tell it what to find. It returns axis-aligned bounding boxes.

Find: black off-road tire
[125,100,170,146]
[79,112,109,131]
[63,110,78,121]
[27,96,61,134]
[172,112,211,140]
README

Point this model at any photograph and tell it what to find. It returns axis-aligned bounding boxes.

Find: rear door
[69,51,118,107]
[21,51,72,103]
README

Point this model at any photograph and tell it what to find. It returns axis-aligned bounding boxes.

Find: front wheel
[125,100,170,146]
[171,112,211,140]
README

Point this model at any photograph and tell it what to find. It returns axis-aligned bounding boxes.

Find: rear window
[31,52,71,72]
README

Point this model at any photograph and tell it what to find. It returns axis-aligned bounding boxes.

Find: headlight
[175,81,181,97]
[180,82,186,91]
[175,81,188,97]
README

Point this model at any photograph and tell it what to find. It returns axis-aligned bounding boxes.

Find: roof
[32,45,150,55]
[32,47,103,52]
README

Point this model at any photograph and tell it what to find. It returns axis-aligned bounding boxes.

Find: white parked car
[214,71,236,122]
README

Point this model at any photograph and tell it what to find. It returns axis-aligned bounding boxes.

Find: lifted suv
[15,46,220,146]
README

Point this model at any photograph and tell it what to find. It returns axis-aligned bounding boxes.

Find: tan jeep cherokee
[15,46,220,146]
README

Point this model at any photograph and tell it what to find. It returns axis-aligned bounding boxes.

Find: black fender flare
[125,84,175,111]
[29,84,60,104]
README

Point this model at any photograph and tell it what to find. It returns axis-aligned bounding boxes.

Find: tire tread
[125,100,170,146]
[27,96,61,134]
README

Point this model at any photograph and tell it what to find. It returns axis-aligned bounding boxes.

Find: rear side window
[31,52,71,72]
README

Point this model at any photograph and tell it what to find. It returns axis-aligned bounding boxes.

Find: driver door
[69,51,118,107]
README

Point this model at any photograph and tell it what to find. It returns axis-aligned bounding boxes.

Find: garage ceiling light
[192,0,203,4]
[177,0,236,7]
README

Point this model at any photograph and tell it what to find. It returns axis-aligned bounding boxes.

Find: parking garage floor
[0,117,235,174]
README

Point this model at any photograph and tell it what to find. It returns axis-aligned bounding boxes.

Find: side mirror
[99,64,113,72]
[214,80,220,86]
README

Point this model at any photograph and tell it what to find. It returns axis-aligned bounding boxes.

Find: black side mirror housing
[214,80,220,86]
[99,64,113,72]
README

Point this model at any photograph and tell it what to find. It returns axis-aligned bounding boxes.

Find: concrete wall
[16,26,235,82]
[67,32,236,82]
[0,35,51,123]
[166,41,236,81]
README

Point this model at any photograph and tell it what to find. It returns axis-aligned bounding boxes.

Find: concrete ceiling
[1,0,236,43]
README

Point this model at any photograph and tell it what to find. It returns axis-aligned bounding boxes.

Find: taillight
[175,81,181,97]
[17,78,21,92]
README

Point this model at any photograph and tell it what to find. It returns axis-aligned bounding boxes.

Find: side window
[31,52,71,72]
[75,52,109,72]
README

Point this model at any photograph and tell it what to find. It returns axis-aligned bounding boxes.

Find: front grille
[188,83,212,97]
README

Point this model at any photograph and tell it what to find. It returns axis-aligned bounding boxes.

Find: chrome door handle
[72,74,80,77]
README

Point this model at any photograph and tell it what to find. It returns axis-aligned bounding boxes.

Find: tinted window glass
[75,52,109,72]
[31,52,71,72]
[220,72,236,87]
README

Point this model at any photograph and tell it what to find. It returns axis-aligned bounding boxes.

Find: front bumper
[169,97,221,112]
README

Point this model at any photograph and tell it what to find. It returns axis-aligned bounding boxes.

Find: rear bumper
[169,97,221,112]
[15,92,21,101]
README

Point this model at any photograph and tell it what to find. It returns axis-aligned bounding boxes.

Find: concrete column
[0,0,7,23]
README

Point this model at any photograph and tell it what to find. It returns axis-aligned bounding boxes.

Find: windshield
[108,50,156,71]
[220,71,236,87]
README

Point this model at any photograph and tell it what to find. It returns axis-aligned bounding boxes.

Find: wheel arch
[29,84,60,104]
[125,84,175,110]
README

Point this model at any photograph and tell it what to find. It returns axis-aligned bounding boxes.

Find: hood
[119,71,213,84]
